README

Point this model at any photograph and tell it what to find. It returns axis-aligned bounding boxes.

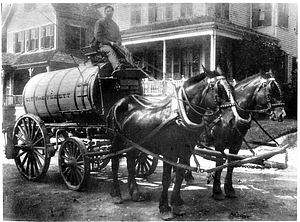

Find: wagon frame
[3,49,288,191]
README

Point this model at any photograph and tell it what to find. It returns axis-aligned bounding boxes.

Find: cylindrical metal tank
[23,65,104,123]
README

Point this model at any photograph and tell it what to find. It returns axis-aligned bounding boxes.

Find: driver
[92,5,134,70]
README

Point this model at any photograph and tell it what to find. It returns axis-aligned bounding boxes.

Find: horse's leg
[110,154,123,203]
[126,151,145,202]
[171,157,187,216]
[110,137,123,204]
[224,148,239,198]
[184,154,195,185]
[159,162,173,220]
[212,147,225,200]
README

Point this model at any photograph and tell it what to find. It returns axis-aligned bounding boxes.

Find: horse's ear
[202,65,209,77]
[202,65,208,73]
[216,66,223,75]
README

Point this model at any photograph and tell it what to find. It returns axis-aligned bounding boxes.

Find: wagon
[4,49,158,191]
[3,49,288,192]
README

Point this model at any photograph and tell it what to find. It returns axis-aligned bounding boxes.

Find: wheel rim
[13,114,50,181]
[59,137,89,190]
[135,152,158,178]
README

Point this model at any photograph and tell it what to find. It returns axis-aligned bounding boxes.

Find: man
[93,5,133,70]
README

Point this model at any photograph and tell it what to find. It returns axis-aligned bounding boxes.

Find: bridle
[237,76,285,115]
[176,75,239,130]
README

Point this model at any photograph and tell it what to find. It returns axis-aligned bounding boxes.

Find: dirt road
[2,133,297,221]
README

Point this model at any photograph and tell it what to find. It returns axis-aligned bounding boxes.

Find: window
[149,3,165,23]
[166,4,173,20]
[41,24,54,49]
[25,28,39,51]
[180,3,193,18]
[278,3,289,28]
[131,4,141,26]
[215,3,229,20]
[65,25,86,50]
[13,31,25,53]
[252,3,272,27]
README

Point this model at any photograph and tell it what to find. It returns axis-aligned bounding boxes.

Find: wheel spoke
[16,133,27,144]
[17,126,28,140]
[32,146,46,150]
[33,150,44,168]
[61,154,71,162]
[32,127,41,144]
[32,154,40,176]
[145,160,151,169]
[32,136,43,146]
[20,152,29,170]
[21,119,29,139]
[16,150,27,158]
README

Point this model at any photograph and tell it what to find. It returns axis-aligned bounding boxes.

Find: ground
[2,133,297,221]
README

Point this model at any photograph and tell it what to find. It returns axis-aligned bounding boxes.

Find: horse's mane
[183,72,207,87]
[236,72,273,88]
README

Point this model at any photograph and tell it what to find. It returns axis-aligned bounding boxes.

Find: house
[1,3,298,126]
[95,3,297,84]
[1,3,101,126]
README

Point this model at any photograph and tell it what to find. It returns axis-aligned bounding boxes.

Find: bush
[281,69,297,119]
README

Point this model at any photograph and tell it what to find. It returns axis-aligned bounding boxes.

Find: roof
[2,53,20,66]
[51,3,101,20]
[12,50,85,68]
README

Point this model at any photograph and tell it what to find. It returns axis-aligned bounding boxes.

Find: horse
[106,67,249,220]
[184,70,286,200]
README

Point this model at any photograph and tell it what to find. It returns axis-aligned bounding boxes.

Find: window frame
[215,3,229,20]
[13,31,25,53]
[252,3,272,28]
[180,3,193,18]
[41,24,54,49]
[131,3,142,26]
[65,25,86,50]
[278,3,289,29]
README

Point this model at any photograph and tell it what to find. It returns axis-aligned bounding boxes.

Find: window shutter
[148,3,155,23]
[166,4,173,20]
[252,3,259,27]
[264,3,272,26]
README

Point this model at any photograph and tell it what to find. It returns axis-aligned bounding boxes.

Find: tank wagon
[5,50,158,190]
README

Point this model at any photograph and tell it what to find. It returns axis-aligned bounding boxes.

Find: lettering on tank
[25,93,71,102]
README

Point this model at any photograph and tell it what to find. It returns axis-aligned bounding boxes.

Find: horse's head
[181,66,240,130]
[254,70,286,122]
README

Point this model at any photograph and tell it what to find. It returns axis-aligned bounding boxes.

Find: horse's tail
[106,96,131,134]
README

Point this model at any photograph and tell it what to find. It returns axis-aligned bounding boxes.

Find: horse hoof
[112,196,123,204]
[212,193,225,201]
[161,211,174,221]
[132,192,145,202]
[173,205,186,216]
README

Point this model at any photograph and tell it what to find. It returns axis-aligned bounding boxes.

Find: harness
[236,76,285,115]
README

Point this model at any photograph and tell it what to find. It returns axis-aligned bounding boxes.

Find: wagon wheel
[135,152,158,178]
[59,137,90,191]
[13,113,51,181]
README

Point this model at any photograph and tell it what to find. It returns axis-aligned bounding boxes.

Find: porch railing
[3,80,185,106]
[142,79,185,96]
[4,95,23,106]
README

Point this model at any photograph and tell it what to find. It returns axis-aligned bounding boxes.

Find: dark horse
[106,67,249,220]
[185,70,286,200]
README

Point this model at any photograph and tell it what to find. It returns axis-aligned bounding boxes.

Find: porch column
[210,30,216,70]
[162,40,167,80]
